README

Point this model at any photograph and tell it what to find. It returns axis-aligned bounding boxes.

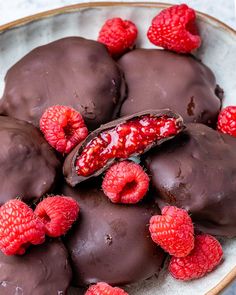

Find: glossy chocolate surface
[0,240,72,295]
[63,109,184,186]
[118,49,222,126]
[0,116,60,205]
[62,180,165,286]
[0,37,125,130]
[145,123,236,237]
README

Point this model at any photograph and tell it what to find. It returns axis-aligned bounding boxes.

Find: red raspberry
[147,4,201,53]
[0,199,45,255]
[217,106,236,137]
[35,196,79,237]
[169,234,223,280]
[98,17,138,56]
[85,282,128,295]
[40,105,88,154]
[102,161,149,204]
[149,206,194,257]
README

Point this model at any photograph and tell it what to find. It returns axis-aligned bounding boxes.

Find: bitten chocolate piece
[118,49,222,126]
[0,116,60,205]
[63,109,184,186]
[145,123,236,237]
[62,180,165,286]
[0,37,125,130]
[0,240,72,295]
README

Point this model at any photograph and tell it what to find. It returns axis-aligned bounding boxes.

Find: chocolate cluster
[0,35,233,293]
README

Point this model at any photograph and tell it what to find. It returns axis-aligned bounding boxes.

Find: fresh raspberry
[217,106,236,137]
[0,199,45,255]
[40,105,88,154]
[85,282,128,295]
[35,196,79,237]
[102,161,149,204]
[147,4,201,53]
[149,206,194,257]
[169,234,223,280]
[98,17,138,56]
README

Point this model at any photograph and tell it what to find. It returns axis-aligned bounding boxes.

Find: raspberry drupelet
[85,282,128,295]
[149,206,194,257]
[169,234,223,280]
[0,199,45,255]
[98,17,138,56]
[147,4,201,53]
[102,161,149,204]
[35,196,79,237]
[40,105,88,154]
[217,106,236,137]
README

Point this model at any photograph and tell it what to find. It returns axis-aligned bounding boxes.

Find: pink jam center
[76,115,179,176]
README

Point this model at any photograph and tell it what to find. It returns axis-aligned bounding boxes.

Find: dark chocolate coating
[62,180,165,286]
[0,240,72,295]
[63,109,184,186]
[0,116,60,205]
[118,49,221,126]
[0,37,125,130]
[145,123,236,237]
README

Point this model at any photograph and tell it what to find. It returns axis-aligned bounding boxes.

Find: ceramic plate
[0,2,235,295]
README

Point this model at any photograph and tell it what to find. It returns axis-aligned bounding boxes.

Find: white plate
[0,2,235,294]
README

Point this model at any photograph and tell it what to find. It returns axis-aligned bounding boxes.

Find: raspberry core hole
[63,121,75,140]
[185,20,198,36]
[120,180,137,197]
[41,213,51,224]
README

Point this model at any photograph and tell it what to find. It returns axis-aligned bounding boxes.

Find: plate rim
[0,1,235,35]
[0,2,235,294]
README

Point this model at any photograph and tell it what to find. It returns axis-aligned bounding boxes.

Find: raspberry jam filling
[76,115,180,176]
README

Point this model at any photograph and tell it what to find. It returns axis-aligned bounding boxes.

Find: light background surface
[0,0,235,29]
[0,1,235,294]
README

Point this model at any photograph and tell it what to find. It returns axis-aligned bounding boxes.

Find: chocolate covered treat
[0,37,125,130]
[0,116,60,205]
[145,123,236,237]
[63,109,184,186]
[118,49,222,126]
[0,240,72,295]
[62,180,165,286]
